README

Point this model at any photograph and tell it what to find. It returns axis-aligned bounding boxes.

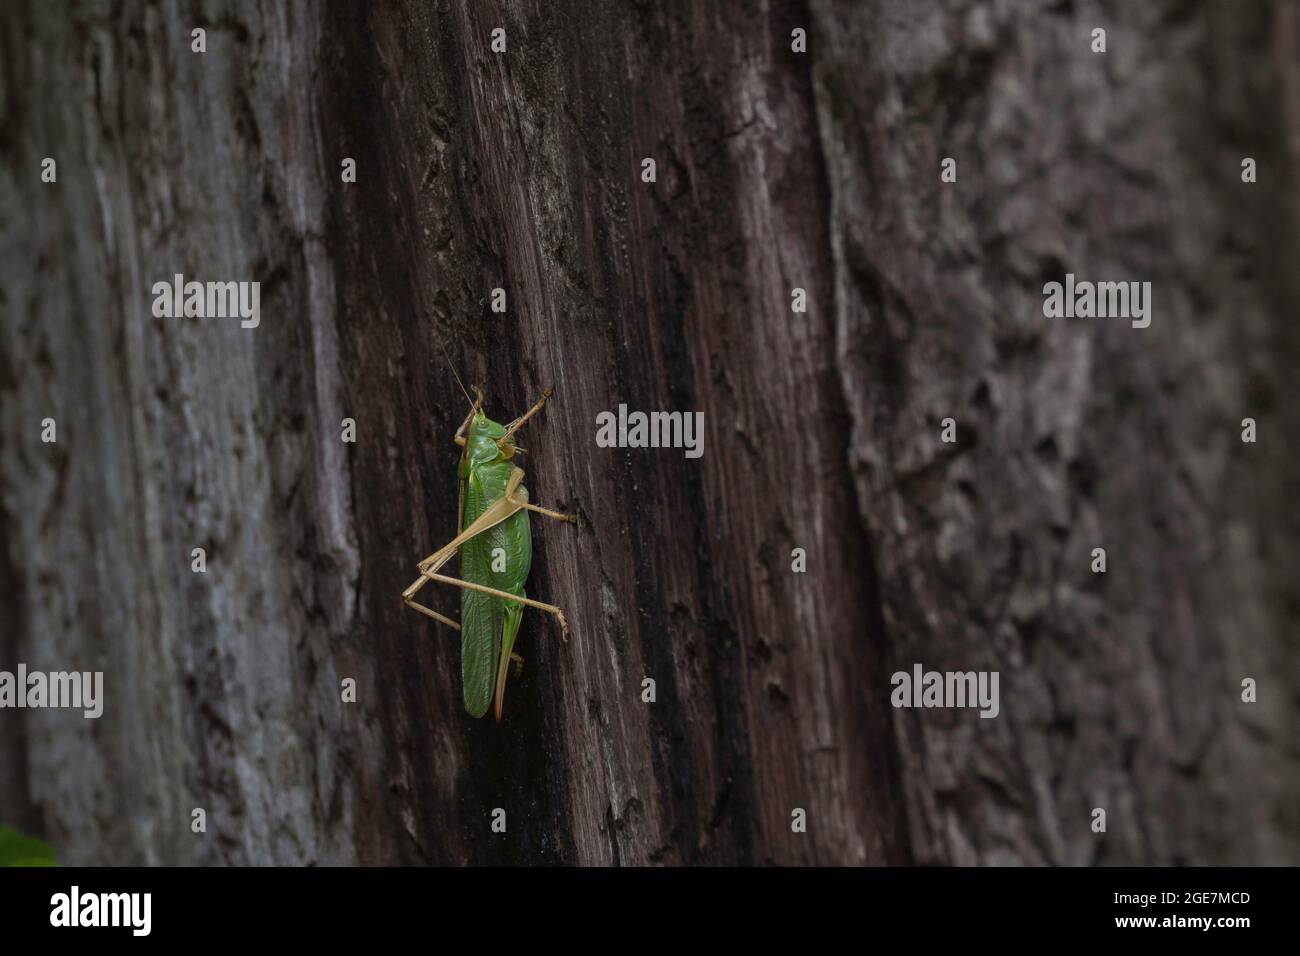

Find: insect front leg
[496,386,554,450]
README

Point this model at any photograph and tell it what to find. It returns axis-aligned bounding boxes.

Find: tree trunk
[1,0,1296,865]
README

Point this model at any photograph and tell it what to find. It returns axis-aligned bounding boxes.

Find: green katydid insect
[402,383,575,721]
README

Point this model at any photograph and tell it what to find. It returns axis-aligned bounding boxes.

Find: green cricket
[402,382,576,721]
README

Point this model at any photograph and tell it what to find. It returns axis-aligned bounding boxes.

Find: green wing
[458,499,497,718]
[460,464,532,718]
[492,596,525,719]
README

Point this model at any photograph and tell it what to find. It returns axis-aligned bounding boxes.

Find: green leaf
[0,825,56,867]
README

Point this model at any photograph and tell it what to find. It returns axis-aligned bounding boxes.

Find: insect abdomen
[459,463,531,717]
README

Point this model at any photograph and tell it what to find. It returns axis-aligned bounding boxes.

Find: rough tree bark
[1,0,1296,865]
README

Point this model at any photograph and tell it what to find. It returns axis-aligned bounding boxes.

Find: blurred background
[1,0,1297,865]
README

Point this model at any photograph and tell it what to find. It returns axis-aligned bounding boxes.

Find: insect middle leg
[405,547,570,640]
[403,474,573,638]
[520,502,577,523]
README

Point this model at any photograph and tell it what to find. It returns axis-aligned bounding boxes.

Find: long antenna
[434,331,473,407]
